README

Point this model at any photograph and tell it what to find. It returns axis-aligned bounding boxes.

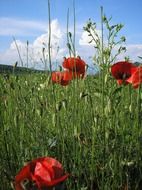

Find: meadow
[0,68,142,189]
[0,4,142,190]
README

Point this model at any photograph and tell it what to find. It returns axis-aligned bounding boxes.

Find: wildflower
[127,66,142,88]
[14,157,69,190]
[62,56,86,78]
[111,61,137,85]
[51,71,73,86]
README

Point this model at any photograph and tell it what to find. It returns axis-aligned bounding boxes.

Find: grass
[0,69,142,190]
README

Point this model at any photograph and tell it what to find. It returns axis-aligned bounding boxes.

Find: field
[0,68,142,189]
[0,2,142,189]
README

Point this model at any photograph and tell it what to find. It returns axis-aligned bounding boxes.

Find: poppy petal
[111,61,137,85]
[14,157,69,189]
[14,164,32,190]
[51,71,73,86]
[127,66,142,88]
[62,57,86,74]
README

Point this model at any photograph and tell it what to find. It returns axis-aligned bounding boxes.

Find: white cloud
[33,19,62,47]
[79,29,142,63]
[126,44,142,59]
[0,17,47,36]
[79,30,101,46]
[0,19,66,70]
[1,18,142,72]
[79,31,92,45]
[116,44,142,62]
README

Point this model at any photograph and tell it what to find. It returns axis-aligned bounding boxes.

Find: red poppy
[111,61,137,85]
[14,157,69,190]
[51,71,73,86]
[62,56,86,78]
[127,66,142,88]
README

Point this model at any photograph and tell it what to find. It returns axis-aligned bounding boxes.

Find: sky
[0,0,142,71]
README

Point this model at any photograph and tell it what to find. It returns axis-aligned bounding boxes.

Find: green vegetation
[0,71,142,189]
[0,64,45,74]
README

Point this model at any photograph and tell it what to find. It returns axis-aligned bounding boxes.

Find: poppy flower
[127,66,142,88]
[62,56,86,78]
[51,71,73,86]
[14,157,69,190]
[111,61,137,85]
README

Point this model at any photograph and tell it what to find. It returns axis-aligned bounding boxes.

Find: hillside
[0,64,46,74]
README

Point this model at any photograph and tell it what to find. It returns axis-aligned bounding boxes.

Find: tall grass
[0,3,142,190]
[0,71,142,189]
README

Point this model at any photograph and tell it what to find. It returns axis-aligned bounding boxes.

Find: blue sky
[0,0,142,69]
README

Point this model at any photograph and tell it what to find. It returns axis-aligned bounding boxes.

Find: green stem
[101,6,106,189]
[67,8,71,57]
[13,36,24,67]
[48,0,52,73]
[73,0,76,57]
